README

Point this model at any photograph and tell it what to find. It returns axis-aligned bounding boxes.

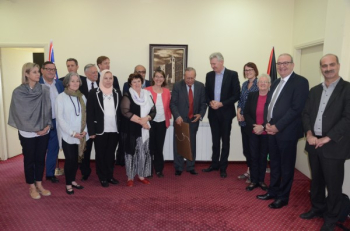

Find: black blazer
[122,80,151,95]
[244,91,262,133]
[302,78,350,160]
[98,73,120,91]
[86,87,122,136]
[205,68,240,119]
[263,72,309,140]
[79,76,100,98]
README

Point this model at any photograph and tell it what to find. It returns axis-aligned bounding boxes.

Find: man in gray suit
[170,67,207,176]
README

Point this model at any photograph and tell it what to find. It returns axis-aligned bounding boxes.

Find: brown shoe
[29,188,41,199]
[37,187,51,196]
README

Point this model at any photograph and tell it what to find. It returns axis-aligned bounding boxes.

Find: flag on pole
[48,40,58,79]
[267,47,277,83]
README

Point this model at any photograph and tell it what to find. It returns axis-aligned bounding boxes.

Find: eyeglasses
[276,62,292,66]
[137,71,146,74]
[244,69,254,72]
[258,81,270,84]
[43,68,57,72]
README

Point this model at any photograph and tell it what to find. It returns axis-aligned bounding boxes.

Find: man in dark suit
[300,54,350,231]
[59,58,84,81]
[257,53,309,209]
[202,52,240,178]
[170,67,207,175]
[79,63,99,181]
[122,65,151,94]
[39,61,64,183]
[97,56,120,90]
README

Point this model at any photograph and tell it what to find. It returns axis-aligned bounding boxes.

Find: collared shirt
[142,81,146,89]
[268,71,293,119]
[186,83,194,95]
[214,68,225,101]
[314,77,340,136]
[43,78,59,119]
[86,78,97,92]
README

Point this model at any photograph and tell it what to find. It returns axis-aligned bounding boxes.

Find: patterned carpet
[0,155,348,231]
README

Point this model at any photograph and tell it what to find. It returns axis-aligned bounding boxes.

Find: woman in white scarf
[120,73,156,187]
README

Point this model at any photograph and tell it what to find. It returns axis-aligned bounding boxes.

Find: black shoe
[299,210,323,220]
[202,166,219,172]
[220,170,227,178]
[256,193,275,200]
[66,187,74,195]
[108,178,119,185]
[246,183,258,191]
[268,199,288,209]
[100,181,109,187]
[320,222,336,231]
[46,176,59,183]
[175,170,182,176]
[259,182,268,191]
[188,170,198,175]
[81,175,89,181]
[156,172,164,178]
[72,184,84,189]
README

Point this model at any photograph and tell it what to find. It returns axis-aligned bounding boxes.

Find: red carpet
[0,155,349,231]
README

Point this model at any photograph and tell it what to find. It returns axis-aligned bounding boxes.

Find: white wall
[0,0,295,161]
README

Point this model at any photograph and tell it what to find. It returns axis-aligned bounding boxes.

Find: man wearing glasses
[122,65,151,94]
[39,61,64,183]
[256,53,309,209]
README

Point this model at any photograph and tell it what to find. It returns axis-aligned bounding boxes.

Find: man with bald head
[300,54,350,231]
[122,65,151,94]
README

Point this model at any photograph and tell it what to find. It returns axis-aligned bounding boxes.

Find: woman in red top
[146,70,171,178]
[244,74,271,191]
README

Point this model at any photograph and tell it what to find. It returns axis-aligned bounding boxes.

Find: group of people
[8,52,349,231]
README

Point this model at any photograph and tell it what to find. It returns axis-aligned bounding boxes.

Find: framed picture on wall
[149,44,188,91]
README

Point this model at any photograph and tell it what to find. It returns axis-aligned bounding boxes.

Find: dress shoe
[220,170,227,178]
[299,210,323,220]
[202,166,219,172]
[66,187,74,195]
[100,181,109,187]
[81,175,89,181]
[175,170,182,176]
[246,183,258,191]
[320,222,336,231]
[137,178,150,185]
[188,170,198,175]
[156,172,164,178]
[46,176,59,183]
[259,182,268,191]
[29,188,41,199]
[127,180,133,187]
[108,178,119,185]
[256,193,275,200]
[72,184,84,189]
[268,199,288,209]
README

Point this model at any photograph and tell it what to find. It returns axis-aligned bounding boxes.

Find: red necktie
[188,85,193,119]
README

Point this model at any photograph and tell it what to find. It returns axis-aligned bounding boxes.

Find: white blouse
[103,94,118,133]
[153,93,165,122]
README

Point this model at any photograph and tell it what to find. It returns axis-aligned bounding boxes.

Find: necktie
[188,85,193,119]
[91,82,95,91]
[267,79,285,122]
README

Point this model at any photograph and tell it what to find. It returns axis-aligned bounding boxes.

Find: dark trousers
[19,133,49,184]
[62,140,79,185]
[116,138,125,166]
[268,135,297,202]
[80,138,93,177]
[308,146,345,224]
[150,121,166,173]
[249,133,268,183]
[208,111,233,171]
[46,119,59,177]
[240,126,251,168]
[173,118,199,171]
[94,132,119,181]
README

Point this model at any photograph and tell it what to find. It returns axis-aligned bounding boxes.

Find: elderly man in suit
[170,67,207,176]
[257,53,309,209]
[202,52,240,178]
[79,64,99,181]
[122,65,151,94]
[39,61,64,183]
[300,54,350,231]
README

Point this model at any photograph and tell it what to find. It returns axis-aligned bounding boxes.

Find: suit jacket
[205,68,240,119]
[59,74,85,83]
[39,76,64,94]
[98,72,120,91]
[170,80,207,121]
[79,76,99,98]
[86,87,122,136]
[244,91,262,133]
[123,80,151,95]
[302,78,350,160]
[263,72,309,140]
